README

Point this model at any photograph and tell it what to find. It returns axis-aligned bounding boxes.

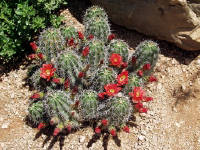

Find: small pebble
[1,122,10,129]
[79,136,85,143]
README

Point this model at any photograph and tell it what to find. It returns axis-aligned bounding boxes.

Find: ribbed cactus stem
[83,6,108,25]
[85,17,110,43]
[92,66,116,91]
[108,39,129,62]
[38,28,65,63]
[28,101,44,124]
[79,90,98,120]
[107,96,133,126]
[58,52,83,86]
[128,40,159,76]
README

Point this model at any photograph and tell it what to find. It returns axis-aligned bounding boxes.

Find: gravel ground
[0,6,200,150]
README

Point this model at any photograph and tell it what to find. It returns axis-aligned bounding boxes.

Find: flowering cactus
[27,6,159,143]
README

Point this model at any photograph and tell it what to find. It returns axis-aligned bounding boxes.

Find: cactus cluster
[27,6,159,141]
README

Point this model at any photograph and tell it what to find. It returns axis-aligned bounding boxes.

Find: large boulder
[91,0,200,51]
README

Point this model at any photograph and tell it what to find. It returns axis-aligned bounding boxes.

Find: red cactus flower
[30,42,38,51]
[104,84,121,96]
[108,33,116,41]
[31,93,40,99]
[149,75,157,82]
[82,46,90,57]
[98,92,106,100]
[101,119,108,126]
[129,87,144,102]
[68,38,74,46]
[121,62,128,68]
[37,123,45,130]
[53,128,60,136]
[64,79,70,89]
[37,53,44,60]
[137,70,143,77]
[109,129,116,136]
[109,53,123,67]
[28,54,36,60]
[78,72,85,78]
[144,96,153,102]
[143,63,151,70]
[122,126,130,133]
[78,31,84,40]
[52,78,60,84]
[132,56,136,64]
[117,70,129,85]
[95,127,101,134]
[40,64,56,81]
[88,34,94,40]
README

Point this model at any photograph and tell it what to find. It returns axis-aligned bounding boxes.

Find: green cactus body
[84,39,106,71]
[83,6,108,25]
[124,74,143,94]
[28,101,44,124]
[79,90,98,120]
[107,96,132,126]
[108,39,129,62]
[92,66,116,91]
[85,17,110,43]
[128,40,159,75]
[45,90,80,127]
[58,52,83,86]
[60,26,81,50]
[38,28,65,63]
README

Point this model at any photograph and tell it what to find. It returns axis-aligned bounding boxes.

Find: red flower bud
[66,125,72,132]
[132,56,136,64]
[78,31,84,40]
[37,123,45,130]
[30,42,38,51]
[31,93,40,99]
[28,54,36,60]
[95,127,101,134]
[53,128,60,136]
[108,34,116,41]
[149,76,157,82]
[101,119,108,126]
[68,38,74,46]
[52,78,60,84]
[109,129,116,136]
[78,72,85,78]
[139,107,148,113]
[144,96,153,102]
[37,53,44,60]
[82,46,89,57]
[143,63,151,70]
[88,34,94,40]
[98,92,106,100]
[64,79,70,89]
[121,62,128,68]
[122,126,130,133]
[137,70,143,77]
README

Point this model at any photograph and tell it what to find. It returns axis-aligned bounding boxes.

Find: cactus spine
[28,101,44,124]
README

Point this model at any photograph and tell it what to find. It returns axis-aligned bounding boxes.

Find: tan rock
[91,0,200,51]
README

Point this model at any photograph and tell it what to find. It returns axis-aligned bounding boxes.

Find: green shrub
[0,0,67,62]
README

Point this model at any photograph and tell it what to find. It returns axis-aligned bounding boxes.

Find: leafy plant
[27,6,159,142]
[0,0,67,62]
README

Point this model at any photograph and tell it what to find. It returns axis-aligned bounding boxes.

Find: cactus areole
[27,6,159,145]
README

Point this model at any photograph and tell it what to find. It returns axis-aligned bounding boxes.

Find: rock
[79,136,86,143]
[1,122,10,129]
[91,0,200,51]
